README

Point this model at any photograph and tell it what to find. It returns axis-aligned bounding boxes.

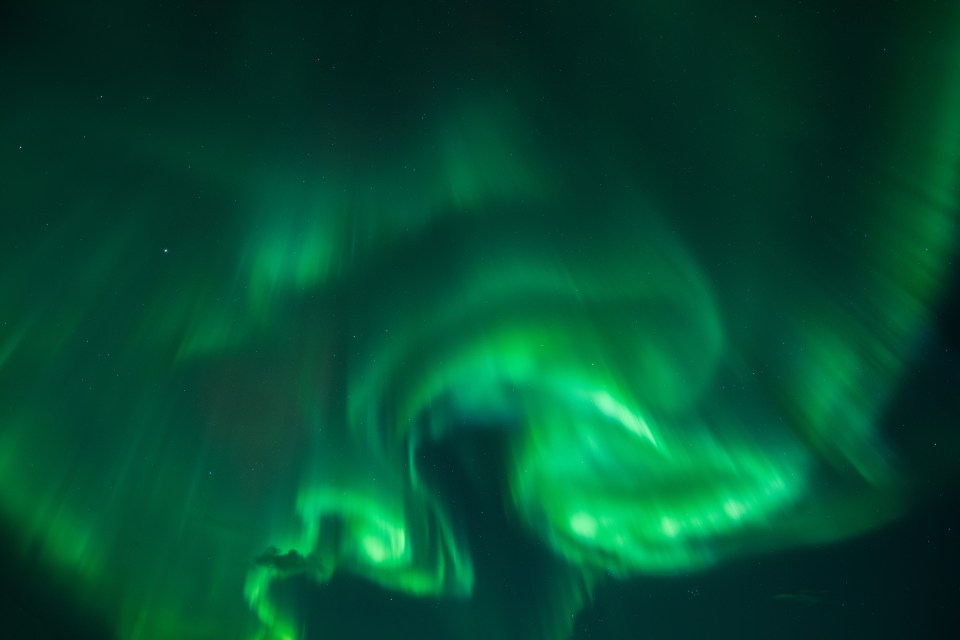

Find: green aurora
[1,1,959,638]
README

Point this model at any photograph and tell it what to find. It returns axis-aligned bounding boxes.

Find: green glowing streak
[0,3,958,640]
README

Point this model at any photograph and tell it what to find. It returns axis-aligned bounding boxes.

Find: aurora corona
[1,2,958,639]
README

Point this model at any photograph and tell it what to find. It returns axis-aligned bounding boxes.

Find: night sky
[2,1,959,639]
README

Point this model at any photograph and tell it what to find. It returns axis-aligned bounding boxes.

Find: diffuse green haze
[1,1,959,639]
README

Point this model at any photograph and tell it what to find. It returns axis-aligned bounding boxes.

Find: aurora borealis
[2,1,960,638]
